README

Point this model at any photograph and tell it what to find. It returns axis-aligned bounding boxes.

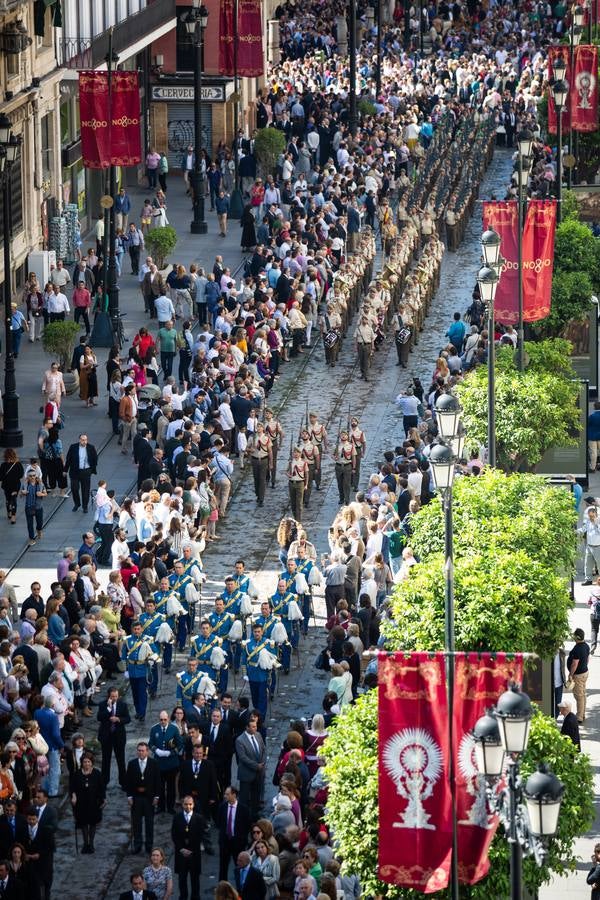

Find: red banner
[571,45,599,133]
[547,46,571,135]
[79,71,141,169]
[453,653,523,884]
[521,200,557,323]
[482,201,520,326]
[238,0,264,77]
[109,71,142,166]
[219,0,235,76]
[378,652,452,893]
[80,71,110,168]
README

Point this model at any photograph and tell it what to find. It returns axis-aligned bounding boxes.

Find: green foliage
[560,190,579,222]
[144,225,178,269]
[455,340,580,471]
[41,320,80,371]
[554,219,600,290]
[323,696,594,900]
[254,127,286,177]
[409,469,577,575]
[358,98,377,118]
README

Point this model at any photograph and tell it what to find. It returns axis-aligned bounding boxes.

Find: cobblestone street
[4,147,513,900]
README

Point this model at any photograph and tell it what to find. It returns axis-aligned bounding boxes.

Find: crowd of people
[0,0,582,895]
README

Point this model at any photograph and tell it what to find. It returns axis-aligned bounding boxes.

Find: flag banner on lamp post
[547,46,571,135]
[219,0,235,76]
[453,653,524,885]
[482,201,519,326]
[521,200,557,323]
[571,45,599,133]
[378,651,452,893]
[79,71,141,168]
[79,72,111,168]
[238,0,264,77]
[109,72,142,166]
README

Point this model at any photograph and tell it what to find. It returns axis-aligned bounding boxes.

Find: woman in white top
[328,662,353,708]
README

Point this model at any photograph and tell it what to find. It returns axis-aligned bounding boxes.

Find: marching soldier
[334,429,356,505]
[230,559,256,598]
[321,302,342,367]
[354,314,376,381]
[269,582,299,673]
[208,597,235,685]
[248,422,272,507]
[264,408,284,488]
[176,657,211,715]
[169,560,196,652]
[293,545,320,635]
[349,417,367,490]
[153,577,179,656]
[287,446,309,523]
[242,622,278,720]
[121,621,151,723]
[255,600,285,693]
[190,620,226,689]
[139,598,172,698]
[298,427,320,508]
[308,412,328,490]
[177,545,204,633]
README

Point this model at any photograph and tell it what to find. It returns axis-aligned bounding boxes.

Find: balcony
[58,0,175,69]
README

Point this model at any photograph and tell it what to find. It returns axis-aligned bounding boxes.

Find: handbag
[314,648,328,670]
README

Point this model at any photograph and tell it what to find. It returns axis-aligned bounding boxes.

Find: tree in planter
[145,225,178,269]
[324,694,594,900]
[254,128,286,179]
[455,339,580,471]
[42,320,81,371]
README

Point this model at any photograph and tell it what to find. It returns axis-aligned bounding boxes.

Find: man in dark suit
[0,798,28,857]
[133,425,154,488]
[118,871,157,900]
[202,707,234,791]
[234,696,250,738]
[97,686,131,787]
[64,433,98,513]
[125,742,161,854]
[0,859,24,900]
[217,786,251,881]
[179,743,219,821]
[12,635,39,688]
[24,807,55,900]
[171,795,205,900]
[235,850,266,900]
[33,788,58,834]
[220,692,239,732]
[235,715,266,819]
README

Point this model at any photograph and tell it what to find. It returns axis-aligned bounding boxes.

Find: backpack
[591,596,600,621]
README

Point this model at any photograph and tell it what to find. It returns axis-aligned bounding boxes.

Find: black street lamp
[349,0,357,137]
[479,227,501,467]
[551,76,568,223]
[473,685,565,900]
[375,0,382,98]
[0,114,22,449]
[568,8,584,187]
[185,0,209,235]
[515,129,533,372]
[430,393,462,900]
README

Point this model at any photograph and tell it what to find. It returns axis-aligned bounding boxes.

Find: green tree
[553,219,600,290]
[455,340,580,471]
[324,696,594,900]
[254,128,286,178]
[145,225,178,269]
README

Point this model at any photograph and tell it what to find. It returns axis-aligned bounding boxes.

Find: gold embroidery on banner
[379,862,448,890]
[379,659,442,701]
[455,660,522,701]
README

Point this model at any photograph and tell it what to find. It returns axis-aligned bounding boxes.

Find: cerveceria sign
[151,85,225,102]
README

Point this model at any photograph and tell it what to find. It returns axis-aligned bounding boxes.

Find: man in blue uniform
[121,621,150,722]
[242,622,278,720]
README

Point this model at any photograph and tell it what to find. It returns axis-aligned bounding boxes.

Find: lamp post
[568,7,584,188]
[431,392,462,900]
[105,39,120,335]
[229,0,243,220]
[375,0,382,98]
[551,71,568,224]
[0,115,22,449]
[473,685,565,900]
[479,227,501,467]
[185,1,209,235]
[349,0,357,137]
[516,129,532,372]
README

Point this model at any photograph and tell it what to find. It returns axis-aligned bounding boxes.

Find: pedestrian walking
[567,628,590,724]
[0,449,24,524]
[69,754,106,854]
[20,472,46,545]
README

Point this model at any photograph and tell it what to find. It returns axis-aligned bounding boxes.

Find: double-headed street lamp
[430,392,464,900]
[550,61,569,224]
[0,114,22,449]
[479,228,501,467]
[568,6,584,187]
[473,685,565,900]
[185,0,209,235]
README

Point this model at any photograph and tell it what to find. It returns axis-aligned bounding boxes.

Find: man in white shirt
[47,285,70,322]
[50,259,71,290]
[155,293,175,326]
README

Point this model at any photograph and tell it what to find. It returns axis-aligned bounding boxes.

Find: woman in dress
[143,847,173,900]
[251,839,281,900]
[0,448,24,524]
[70,753,106,853]
[7,843,36,898]
[79,346,99,407]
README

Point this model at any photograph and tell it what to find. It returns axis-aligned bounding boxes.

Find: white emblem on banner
[383,728,443,830]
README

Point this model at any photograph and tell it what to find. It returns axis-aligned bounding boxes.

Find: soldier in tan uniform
[287,446,309,523]
[248,422,272,508]
[264,407,284,488]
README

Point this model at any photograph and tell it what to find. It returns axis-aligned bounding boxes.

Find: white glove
[243,675,249,682]
[123,671,130,680]
[155,748,170,757]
